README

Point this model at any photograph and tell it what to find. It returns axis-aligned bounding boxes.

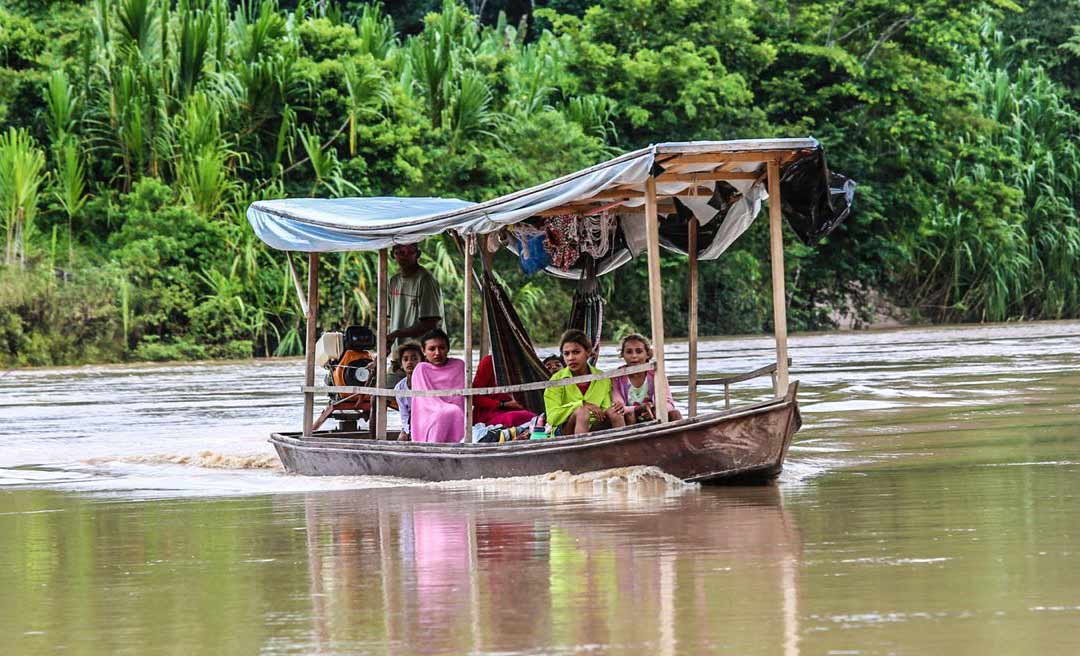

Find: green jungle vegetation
[1,0,1078,366]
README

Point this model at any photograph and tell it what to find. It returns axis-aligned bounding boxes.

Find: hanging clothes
[510,224,550,275]
[580,209,616,258]
[544,214,582,270]
[519,232,550,274]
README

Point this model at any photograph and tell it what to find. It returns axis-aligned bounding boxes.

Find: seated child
[393,341,423,441]
[543,329,626,435]
[541,354,564,376]
[611,333,682,424]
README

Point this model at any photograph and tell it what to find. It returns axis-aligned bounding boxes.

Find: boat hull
[271,383,801,484]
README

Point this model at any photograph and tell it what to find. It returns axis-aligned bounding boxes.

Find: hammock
[565,257,604,364]
[480,267,550,414]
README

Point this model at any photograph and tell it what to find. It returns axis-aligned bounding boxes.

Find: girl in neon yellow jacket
[544,329,627,435]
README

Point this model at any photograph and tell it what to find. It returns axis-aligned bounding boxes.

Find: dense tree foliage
[0,0,1077,366]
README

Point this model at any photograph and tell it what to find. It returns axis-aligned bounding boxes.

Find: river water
[2,321,1078,655]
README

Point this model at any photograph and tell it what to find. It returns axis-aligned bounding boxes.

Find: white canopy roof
[247,138,821,254]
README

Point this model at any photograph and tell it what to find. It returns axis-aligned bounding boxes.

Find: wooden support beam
[664,159,745,174]
[588,185,713,201]
[655,169,762,183]
[667,151,787,165]
[302,253,319,437]
[645,176,670,424]
[687,216,699,419]
[767,159,790,396]
[462,234,475,442]
[375,249,388,438]
[533,204,606,216]
[535,202,676,217]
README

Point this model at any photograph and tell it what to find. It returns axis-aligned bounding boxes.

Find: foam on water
[430,465,698,497]
[86,451,284,471]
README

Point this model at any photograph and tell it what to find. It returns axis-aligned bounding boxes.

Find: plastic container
[530,415,548,440]
[315,332,343,368]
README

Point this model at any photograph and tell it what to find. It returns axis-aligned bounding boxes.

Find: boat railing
[670,358,792,409]
[305,362,656,398]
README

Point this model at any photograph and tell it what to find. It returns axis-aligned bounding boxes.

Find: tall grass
[906,31,1080,322]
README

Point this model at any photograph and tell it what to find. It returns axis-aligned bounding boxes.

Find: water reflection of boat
[249,140,850,483]
[301,483,803,655]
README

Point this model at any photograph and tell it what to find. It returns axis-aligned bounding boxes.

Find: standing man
[385,243,444,384]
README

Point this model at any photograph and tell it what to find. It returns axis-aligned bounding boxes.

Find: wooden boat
[271,383,800,483]
[247,139,851,483]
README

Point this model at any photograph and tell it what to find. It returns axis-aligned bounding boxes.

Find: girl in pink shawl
[611,333,682,424]
[410,329,465,443]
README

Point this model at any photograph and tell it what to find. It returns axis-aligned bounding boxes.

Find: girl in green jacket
[544,329,626,435]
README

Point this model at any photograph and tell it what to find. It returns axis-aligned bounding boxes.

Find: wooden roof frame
[530,144,810,219]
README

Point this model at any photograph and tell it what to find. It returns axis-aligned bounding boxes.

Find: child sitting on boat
[544,329,626,435]
[611,333,681,424]
[393,341,423,441]
[472,354,536,429]
[410,329,465,443]
[541,354,564,376]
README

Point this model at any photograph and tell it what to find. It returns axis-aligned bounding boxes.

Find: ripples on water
[1,321,1078,654]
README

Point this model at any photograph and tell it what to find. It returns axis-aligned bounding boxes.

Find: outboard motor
[329,326,376,388]
[314,325,379,432]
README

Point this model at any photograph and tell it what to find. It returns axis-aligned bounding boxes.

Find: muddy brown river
[2,321,1078,654]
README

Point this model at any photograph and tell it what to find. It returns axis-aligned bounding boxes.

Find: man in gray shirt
[387,243,444,352]
[369,242,444,405]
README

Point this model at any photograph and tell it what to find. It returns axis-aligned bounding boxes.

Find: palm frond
[0,128,48,267]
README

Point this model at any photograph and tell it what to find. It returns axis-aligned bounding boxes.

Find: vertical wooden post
[767,158,790,396]
[687,217,699,418]
[463,234,475,442]
[302,253,320,437]
[645,177,670,423]
[375,248,388,439]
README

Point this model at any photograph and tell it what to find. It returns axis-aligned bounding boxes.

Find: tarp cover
[248,147,655,252]
[246,139,852,269]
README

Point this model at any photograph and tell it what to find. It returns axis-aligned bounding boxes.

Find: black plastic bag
[780,150,855,245]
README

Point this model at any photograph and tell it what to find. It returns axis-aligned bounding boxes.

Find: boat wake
[430,465,699,497]
[85,451,284,471]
